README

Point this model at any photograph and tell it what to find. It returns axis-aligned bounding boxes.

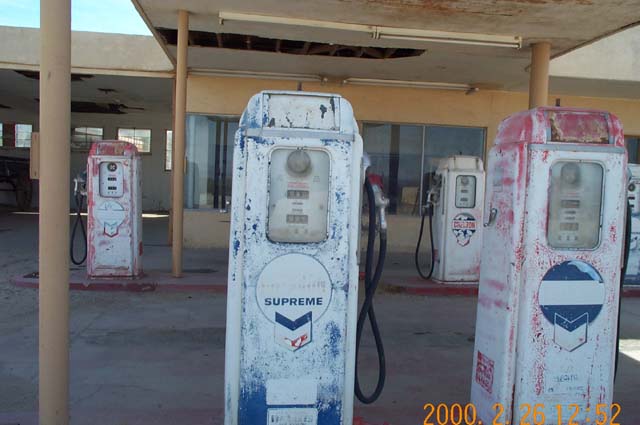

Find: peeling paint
[225,91,363,424]
[431,156,485,283]
[471,107,626,425]
[87,140,142,278]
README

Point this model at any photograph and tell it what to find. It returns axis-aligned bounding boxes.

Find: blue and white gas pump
[224,91,387,424]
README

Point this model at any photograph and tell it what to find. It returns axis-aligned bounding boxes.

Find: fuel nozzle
[371,183,389,234]
[423,173,442,217]
[73,171,87,197]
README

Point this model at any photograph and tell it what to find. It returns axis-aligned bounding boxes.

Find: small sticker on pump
[267,408,318,425]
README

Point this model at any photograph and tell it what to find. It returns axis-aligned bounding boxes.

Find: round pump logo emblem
[256,253,333,351]
[539,260,605,352]
[451,213,477,246]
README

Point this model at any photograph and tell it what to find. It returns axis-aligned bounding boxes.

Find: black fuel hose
[355,177,387,404]
[70,191,87,265]
[615,201,632,380]
[415,205,435,280]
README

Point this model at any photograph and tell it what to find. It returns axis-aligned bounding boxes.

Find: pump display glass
[547,161,604,249]
[267,148,330,243]
[454,175,476,208]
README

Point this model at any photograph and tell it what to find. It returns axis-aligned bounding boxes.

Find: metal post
[39,0,71,423]
[172,10,188,277]
[528,42,551,109]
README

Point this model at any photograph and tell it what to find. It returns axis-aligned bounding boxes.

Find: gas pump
[86,141,142,278]
[624,163,640,284]
[415,156,485,282]
[471,108,627,424]
[224,91,387,424]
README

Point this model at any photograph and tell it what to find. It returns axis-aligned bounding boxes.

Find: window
[626,136,640,164]
[0,123,32,148]
[117,128,151,153]
[165,130,173,171]
[15,124,32,147]
[362,123,486,215]
[185,115,237,210]
[71,127,103,151]
[364,123,423,215]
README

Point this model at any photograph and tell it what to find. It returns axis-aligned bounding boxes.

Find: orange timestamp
[422,403,622,425]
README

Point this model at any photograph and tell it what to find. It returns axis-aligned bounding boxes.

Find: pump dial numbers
[99,161,124,198]
[455,175,477,208]
[267,148,330,243]
[547,161,604,250]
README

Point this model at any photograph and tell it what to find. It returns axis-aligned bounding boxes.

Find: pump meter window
[548,161,603,249]
[455,175,476,208]
[267,148,330,243]
[99,161,124,197]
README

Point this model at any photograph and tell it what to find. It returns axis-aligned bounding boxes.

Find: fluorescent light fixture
[378,31,521,49]
[190,68,323,82]
[342,78,474,91]
[218,11,522,49]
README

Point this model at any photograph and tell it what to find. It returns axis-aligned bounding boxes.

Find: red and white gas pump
[471,108,627,424]
[86,141,142,278]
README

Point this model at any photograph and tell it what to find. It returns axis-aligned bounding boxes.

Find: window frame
[14,124,33,148]
[183,114,240,211]
[164,129,173,171]
[0,123,34,149]
[116,127,152,154]
[70,126,104,151]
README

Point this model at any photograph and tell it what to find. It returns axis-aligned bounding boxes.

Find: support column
[528,42,551,109]
[172,10,189,277]
[39,0,71,424]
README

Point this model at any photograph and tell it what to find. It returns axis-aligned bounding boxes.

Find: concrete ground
[1,207,639,424]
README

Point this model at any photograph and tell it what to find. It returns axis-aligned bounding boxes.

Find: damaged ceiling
[156,27,425,59]
[135,0,640,92]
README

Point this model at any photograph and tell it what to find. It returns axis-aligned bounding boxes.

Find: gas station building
[3,8,640,256]
[2,1,640,423]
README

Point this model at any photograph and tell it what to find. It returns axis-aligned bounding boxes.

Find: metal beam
[172,10,188,277]
[529,42,551,108]
[39,0,70,423]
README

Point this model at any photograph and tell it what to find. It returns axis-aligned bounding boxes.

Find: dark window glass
[423,126,485,172]
[626,136,639,164]
[362,124,422,215]
[363,123,486,215]
[185,115,237,210]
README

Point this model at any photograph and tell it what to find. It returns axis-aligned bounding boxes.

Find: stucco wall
[182,74,640,249]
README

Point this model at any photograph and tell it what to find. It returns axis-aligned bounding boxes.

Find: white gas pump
[624,164,640,284]
[86,140,142,278]
[225,91,386,424]
[425,156,485,283]
[471,108,627,424]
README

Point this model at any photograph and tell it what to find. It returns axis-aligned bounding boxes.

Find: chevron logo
[274,312,312,351]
